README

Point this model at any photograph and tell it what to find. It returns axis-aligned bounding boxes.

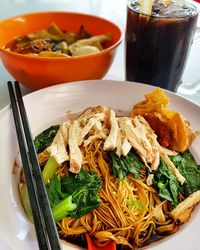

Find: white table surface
[0,0,200,110]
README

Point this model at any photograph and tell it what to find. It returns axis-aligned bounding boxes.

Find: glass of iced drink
[125,0,199,91]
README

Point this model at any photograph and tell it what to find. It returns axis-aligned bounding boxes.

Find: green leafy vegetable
[34,125,60,154]
[46,169,102,222]
[46,174,65,207]
[46,175,77,222]
[153,158,180,206]
[110,151,144,180]
[61,169,102,219]
[170,150,200,197]
[157,182,173,202]
[42,156,59,185]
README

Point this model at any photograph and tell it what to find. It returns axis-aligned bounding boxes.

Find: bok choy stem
[42,156,59,184]
[52,195,77,223]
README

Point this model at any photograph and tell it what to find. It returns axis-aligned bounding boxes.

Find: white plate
[0,80,200,250]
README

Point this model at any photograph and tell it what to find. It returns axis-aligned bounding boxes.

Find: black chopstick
[7,81,61,250]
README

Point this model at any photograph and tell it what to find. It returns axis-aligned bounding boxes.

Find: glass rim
[127,0,199,19]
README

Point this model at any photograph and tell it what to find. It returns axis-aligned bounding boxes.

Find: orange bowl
[0,12,122,90]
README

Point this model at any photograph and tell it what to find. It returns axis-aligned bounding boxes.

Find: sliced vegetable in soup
[7,23,112,57]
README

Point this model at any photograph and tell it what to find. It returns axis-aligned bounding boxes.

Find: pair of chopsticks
[7,81,61,250]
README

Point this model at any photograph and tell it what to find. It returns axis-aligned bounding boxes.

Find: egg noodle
[39,139,176,249]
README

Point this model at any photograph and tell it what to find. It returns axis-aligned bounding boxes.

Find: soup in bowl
[0,12,122,90]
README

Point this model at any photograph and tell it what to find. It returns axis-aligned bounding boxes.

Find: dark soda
[125,1,198,91]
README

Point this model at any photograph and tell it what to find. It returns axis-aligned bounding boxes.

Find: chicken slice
[132,116,153,161]
[159,145,177,156]
[47,130,69,164]
[116,129,122,157]
[170,190,200,223]
[84,133,107,147]
[92,118,104,132]
[103,109,119,151]
[118,117,147,164]
[151,150,160,171]
[121,137,132,156]
[137,115,184,178]
[77,105,109,127]
[160,153,185,184]
[68,121,83,173]
[80,116,108,144]
[60,121,71,142]
[137,116,160,170]
[153,205,166,223]
[79,117,96,145]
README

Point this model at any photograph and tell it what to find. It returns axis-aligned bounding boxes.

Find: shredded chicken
[153,205,166,223]
[159,145,177,156]
[79,117,96,145]
[47,105,194,178]
[68,121,83,174]
[135,116,160,170]
[170,190,200,223]
[118,117,148,165]
[77,105,109,126]
[132,116,153,159]
[84,134,106,147]
[103,109,119,151]
[160,153,185,184]
[116,129,123,156]
[60,121,71,142]
[47,130,69,164]
[117,116,161,170]
[121,137,132,156]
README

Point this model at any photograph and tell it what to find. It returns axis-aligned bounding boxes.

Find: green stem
[42,156,59,184]
[52,195,77,223]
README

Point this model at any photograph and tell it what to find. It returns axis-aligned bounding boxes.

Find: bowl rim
[0,11,123,61]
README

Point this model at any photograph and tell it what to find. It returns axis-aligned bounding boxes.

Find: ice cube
[152,0,195,17]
